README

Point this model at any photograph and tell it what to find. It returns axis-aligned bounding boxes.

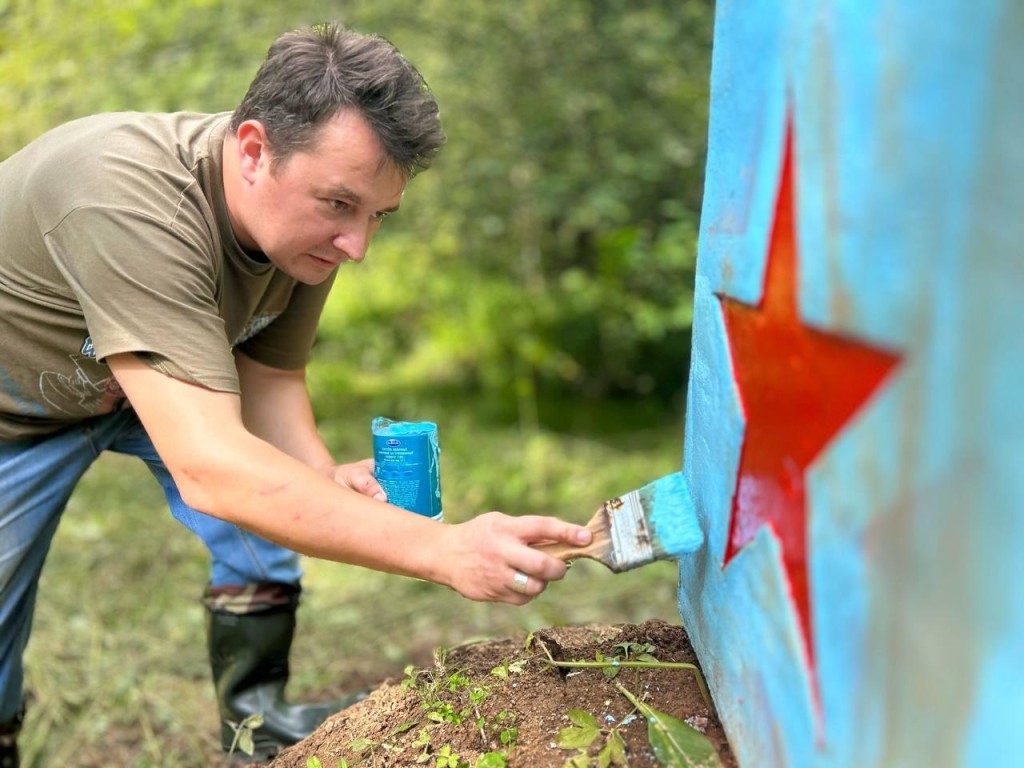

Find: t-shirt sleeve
[44,204,240,392]
[236,271,338,370]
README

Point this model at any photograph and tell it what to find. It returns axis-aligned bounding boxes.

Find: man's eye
[327,199,349,212]
[373,211,391,222]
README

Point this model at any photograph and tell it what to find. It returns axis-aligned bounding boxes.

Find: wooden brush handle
[533,511,612,562]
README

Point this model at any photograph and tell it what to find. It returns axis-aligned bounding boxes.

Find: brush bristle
[642,471,704,558]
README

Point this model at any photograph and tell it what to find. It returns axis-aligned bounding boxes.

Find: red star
[719,125,900,721]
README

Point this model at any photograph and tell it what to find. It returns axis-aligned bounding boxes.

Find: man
[0,23,591,765]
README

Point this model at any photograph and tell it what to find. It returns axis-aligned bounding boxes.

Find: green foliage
[345,718,418,763]
[475,752,509,768]
[435,743,467,768]
[557,682,723,768]
[0,0,711,406]
[0,0,327,153]
[319,0,711,402]
[556,708,628,768]
[558,709,602,749]
[225,713,264,758]
[533,634,711,710]
[398,655,523,766]
[600,641,659,679]
[617,685,723,768]
[614,641,659,663]
[494,710,518,749]
[305,757,349,768]
[489,658,527,681]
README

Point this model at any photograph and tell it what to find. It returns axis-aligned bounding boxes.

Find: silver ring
[510,570,529,594]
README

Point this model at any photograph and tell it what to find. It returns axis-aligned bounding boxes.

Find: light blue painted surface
[676,1,1024,765]
[645,472,703,558]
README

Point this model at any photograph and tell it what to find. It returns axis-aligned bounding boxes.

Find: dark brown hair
[231,23,445,177]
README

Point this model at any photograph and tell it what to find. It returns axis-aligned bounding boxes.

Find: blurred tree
[334,0,712,409]
[0,0,712,417]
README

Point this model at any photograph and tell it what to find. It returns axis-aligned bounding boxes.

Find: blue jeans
[0,408,302,722]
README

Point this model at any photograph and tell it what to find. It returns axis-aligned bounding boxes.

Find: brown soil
[262,619,735,768]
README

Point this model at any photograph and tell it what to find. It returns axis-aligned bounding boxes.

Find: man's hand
[330,459,387,502]
[436,512,593,606]
[107,353,591,604]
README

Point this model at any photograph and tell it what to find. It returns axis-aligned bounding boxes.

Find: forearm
[234,351,335,473]
[187,428,449,583]
[108,352,591,605]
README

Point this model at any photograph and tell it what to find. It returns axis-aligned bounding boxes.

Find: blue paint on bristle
[646,471,704,558]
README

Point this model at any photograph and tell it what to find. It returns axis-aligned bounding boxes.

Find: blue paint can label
[372,417,443,521]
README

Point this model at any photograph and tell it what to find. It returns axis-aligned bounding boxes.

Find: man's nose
[333,224,371,262]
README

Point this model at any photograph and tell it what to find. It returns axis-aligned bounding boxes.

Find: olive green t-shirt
[0,112,335,441]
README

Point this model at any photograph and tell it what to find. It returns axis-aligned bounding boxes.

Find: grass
[20,385,687,767]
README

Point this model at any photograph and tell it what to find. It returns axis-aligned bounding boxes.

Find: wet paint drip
[371,417,443,520]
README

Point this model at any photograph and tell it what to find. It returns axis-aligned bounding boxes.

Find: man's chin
[293,269,335,286]
[279,255,340,285]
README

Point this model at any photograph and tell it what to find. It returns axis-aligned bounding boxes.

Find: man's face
[235,110,407,285]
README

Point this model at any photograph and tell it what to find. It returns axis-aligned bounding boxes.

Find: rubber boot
[0,706,23,768]
[206,606,363,762]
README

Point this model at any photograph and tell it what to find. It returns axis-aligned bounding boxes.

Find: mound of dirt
[261,619,735,768]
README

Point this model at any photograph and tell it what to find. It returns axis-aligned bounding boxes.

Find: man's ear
[234,120,269,182]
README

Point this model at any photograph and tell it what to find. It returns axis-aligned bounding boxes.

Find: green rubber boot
[206,603,363,763]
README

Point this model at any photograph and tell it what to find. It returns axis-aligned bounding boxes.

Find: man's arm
[107,352,591,604]
[234,350,335,472]
[233,351,383,498]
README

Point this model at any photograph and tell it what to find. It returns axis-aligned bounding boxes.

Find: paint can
[371,417,443,520]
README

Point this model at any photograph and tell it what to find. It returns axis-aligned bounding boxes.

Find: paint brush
[534,471,703,572]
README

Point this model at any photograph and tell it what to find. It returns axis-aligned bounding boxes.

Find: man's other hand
[331,458,387,502]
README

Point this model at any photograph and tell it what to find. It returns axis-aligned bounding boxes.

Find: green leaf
[476,752,508,768]
[597,731,630,768]
[567,709,598,728]
[646,715,722,768]
[348,737,374,754]
[612,643,628,656]
[393,720,418,735]
[557,723,600,750]
[237,729,254,756]
[306,758,323,768]
[411,727,431,749]
[401,665,420,690]
[241,713,264,729]
[602,660,622,679]
[617,685,723,768]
